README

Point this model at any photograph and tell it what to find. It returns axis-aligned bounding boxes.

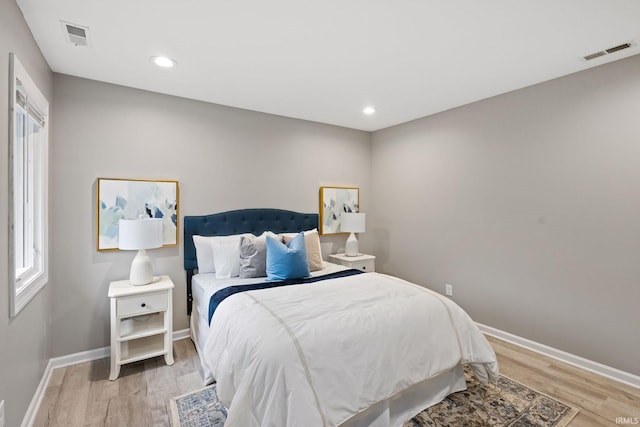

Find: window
[9,53,49,317]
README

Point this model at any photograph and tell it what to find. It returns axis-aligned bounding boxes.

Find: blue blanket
[208,269,364,324]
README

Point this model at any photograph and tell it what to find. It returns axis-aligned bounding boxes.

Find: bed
[184,208,498,427]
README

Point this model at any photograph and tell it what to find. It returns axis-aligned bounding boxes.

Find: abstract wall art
[96,178,179,250]
[319,186,359,235]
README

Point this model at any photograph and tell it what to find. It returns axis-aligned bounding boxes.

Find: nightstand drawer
[329,253,376,272]
[350,259,375,272]
[117,291,167,317]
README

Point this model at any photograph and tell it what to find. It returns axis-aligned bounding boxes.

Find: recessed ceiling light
[363,106,376,115]
[151,56,176,68]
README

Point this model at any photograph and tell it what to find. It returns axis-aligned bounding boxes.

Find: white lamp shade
[341,212,366,233]
[118,218,163,250]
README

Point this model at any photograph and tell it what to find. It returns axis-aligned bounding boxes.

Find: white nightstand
[108,275,175,380]
[329,253,376,272]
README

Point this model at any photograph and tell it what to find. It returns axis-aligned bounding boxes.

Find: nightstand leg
[164,291,174,365]
[109,361,120,381]
[165,350,174,366]
[164,332,174,365]
[109,297,120,380]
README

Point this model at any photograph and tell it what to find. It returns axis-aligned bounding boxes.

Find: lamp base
[129,249,154,285]
[345,232,360,257]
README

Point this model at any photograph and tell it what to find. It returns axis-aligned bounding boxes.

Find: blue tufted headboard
[183,208,318,314]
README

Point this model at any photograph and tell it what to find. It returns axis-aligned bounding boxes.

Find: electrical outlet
[445,284,453,297]
[0,399,5,427]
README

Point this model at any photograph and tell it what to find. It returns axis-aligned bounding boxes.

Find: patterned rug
[169,368,579,427]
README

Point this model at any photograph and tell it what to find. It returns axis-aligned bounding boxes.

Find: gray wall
[371,54,640,376]
[0,0,54,426]
[51,74,372,357]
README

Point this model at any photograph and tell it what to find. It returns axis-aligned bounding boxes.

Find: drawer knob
[141,303,146,308]
[362,266,366,270]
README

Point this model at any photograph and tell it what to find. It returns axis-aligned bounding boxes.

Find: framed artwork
[319,186,359,235]
[97,178,179,251]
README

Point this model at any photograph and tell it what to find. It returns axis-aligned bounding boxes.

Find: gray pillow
[239,232,279,278]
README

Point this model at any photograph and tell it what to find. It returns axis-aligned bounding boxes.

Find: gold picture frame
[96,178,179,251]
[319,186,359,235]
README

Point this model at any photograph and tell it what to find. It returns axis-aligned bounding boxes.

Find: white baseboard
[20,359,54,427]
[21,328,191,427]
[173,328,190,341]
[477,323,640,390]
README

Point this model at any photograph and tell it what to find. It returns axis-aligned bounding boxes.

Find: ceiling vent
[583,51,606,61]
[583,41,634,61]
[61,21,92,47]
[605,42,633,54]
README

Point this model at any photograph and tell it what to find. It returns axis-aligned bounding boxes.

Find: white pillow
[192,234,249,274]
[212,237,243,279]
[192,235,217,273]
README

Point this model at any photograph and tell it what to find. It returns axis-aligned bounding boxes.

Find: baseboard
[21,328,191,427]
[20,358,54,427]
[477,323,640,390]
[173,328,190,341]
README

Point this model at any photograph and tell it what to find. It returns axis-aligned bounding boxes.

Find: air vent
[583,51,606,61]
[605,42,632,54]
[583,41,634,61]
[60,21,92,47]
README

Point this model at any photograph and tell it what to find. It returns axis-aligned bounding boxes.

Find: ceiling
[16,0,640,131]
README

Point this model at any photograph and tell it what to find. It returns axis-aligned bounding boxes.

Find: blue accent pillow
[265,233,310,281]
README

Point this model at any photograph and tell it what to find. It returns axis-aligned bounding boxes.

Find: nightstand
[108,275,174,380]
[328,253,376,272]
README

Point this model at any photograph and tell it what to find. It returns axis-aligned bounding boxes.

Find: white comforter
[202,272,498,427]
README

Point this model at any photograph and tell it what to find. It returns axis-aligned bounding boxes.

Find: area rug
[169,368,579,427]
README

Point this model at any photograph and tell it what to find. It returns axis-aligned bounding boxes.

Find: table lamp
[341,212,365,257]
[118,218,163,285]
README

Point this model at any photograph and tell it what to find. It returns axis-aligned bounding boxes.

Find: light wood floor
[34,339,204,427]
[487,336,640,426]
[34,336,639,426]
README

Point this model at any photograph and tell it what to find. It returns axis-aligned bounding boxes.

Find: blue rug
[170,385,227,427]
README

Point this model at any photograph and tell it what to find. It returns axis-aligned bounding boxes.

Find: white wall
[371,54,640,376]
[51,74,372,356]
[0,1,54,426]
